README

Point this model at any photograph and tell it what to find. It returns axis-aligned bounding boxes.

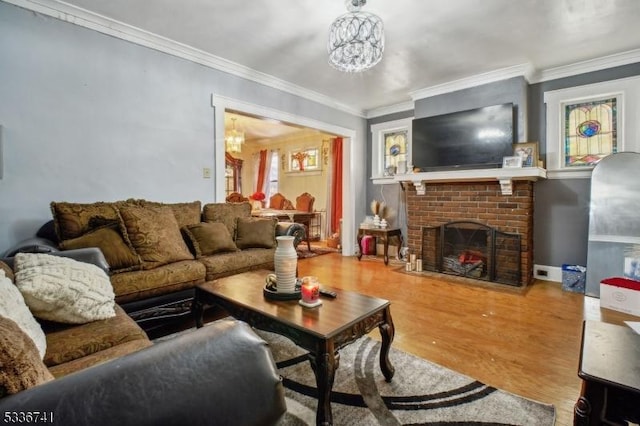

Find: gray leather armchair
[0,319,287,426]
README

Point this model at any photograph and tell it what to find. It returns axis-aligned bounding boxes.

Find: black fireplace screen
[421,221,521,286]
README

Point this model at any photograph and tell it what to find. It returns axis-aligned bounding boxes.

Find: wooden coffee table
[192,270,395,426]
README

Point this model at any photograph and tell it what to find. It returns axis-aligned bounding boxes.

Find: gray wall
[0,2,366,254]
[528,62,640,266]
[367,66,640,268]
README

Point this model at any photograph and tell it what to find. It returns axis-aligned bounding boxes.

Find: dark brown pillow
[118,205,193,270]
[50,201,120,240]
[0,317,54,397]
[182,222,239,258]
[59,226,141,273]
[139,200,202,229]
[202,202,252,239]
[235,217,277,249]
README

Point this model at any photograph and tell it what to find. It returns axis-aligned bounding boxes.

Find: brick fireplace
[403,179,536,286]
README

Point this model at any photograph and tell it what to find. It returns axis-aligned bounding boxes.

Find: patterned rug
[253,330,556,426]
[296,246,340,259]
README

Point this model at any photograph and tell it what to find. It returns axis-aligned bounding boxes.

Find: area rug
[296,246,339,259]
[252,330,556,426]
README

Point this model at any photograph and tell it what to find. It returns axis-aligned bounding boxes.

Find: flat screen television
[412,103,515,171]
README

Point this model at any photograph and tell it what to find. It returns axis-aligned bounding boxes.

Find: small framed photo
[502,156,523,168]
[513,142,539,168]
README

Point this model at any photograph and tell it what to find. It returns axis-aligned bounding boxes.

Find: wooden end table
[357,227,403,265]
[192,270,395,426]
[574,320,640,425]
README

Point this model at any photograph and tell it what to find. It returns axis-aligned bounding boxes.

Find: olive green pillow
[182,222,239,258]
[118,206,193,270]
[59,226,141,273]
[235,217,277,249]
[0,316,54,397]
[202,202,252,239]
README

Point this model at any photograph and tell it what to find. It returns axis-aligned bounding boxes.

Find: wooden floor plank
[296,253,637,426]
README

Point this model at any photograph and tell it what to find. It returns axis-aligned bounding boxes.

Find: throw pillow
[202,202,252,239]
[235,217,277,249]
[13,253,116,324]
[138,200,202,229]
[0,316,54,397]
[0,270,47,359]
[182,222,239,258]
[59,225,141,273]
[50,201,121,240]
[118,205,193,270]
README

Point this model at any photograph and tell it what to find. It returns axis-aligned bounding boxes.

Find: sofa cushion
[48,338,152,378]
[13,253,116,324]
[111,260,206,304]
[202,202,251,239]
[59,225,142,273]
[235,217,277,249]
[182,222,239,258]
[138,200,202,229]
[42,304,149,369]
[199,248,275,281]
[0,270,47,359]
[0,317,54,396]
[51,201,121,240]
[118,205,193,270]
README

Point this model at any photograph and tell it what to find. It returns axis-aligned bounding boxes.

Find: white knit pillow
[0,270,47,359]
[14,253,116,324]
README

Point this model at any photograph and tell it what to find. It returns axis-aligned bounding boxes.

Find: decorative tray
[263,279,301,301]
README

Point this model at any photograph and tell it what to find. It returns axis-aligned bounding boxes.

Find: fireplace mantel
[394,167,547,195]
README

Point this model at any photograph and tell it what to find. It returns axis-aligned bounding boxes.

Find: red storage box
[361,235,376,255]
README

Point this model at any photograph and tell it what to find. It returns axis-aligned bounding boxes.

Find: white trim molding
[211,94,359,257]
[4,0,366,118]
[533,264,563,283]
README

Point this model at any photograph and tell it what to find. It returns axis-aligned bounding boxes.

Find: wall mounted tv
[412,103,515,171]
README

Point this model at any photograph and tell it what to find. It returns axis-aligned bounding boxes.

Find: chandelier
[225,118,244,153]
[328,0,384,72]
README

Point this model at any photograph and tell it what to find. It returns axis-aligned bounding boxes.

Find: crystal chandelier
[225,118,244,154]
[328,0,384,72]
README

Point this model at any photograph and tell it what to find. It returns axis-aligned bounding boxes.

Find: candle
[301,276,320,303]
[416,259,423,272]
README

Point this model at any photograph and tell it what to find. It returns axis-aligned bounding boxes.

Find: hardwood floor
[294,252,637,426]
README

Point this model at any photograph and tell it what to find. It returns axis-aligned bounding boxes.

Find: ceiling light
[225,118,244,153]
[328,0,384,73]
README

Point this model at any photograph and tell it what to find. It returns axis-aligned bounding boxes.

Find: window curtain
[330,137,343,234]
[256,149,268,194]
[261,150,274,201]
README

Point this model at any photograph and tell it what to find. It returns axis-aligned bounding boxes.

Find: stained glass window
[383,131,408,175]
[564,97,617,167]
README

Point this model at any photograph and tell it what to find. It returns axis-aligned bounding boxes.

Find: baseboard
[533,264,563,283]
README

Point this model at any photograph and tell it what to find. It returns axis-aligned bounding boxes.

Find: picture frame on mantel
[513,142,539,168]
[502,156,523,168]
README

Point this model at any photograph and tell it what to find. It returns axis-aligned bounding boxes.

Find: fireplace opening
[421,221,522,286]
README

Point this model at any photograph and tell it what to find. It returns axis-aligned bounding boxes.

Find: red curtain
[256,149,268,194]
[331,137,343,234]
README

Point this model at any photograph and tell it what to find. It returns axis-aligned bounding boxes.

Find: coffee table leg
[192,291,205,329]
[309,347,339,426]
[379,308,395,382]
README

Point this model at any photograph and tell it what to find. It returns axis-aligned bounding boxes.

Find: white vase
[380,218,388,229]
[274,236,297,293]
[373,214,381,228]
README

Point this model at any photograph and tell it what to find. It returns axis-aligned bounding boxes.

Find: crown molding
[530,48,640,84]
[4,0,367,118]
[365,101,415,119]
[409,63,536,101]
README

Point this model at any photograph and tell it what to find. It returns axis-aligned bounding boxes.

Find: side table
[357,227,403,265]
[574,320,640,425]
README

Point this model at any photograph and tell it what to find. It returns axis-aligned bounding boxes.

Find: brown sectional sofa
[6,199,306,327]
[0,250,286,424]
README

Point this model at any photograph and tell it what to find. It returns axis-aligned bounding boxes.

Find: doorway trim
[211,94,358,256]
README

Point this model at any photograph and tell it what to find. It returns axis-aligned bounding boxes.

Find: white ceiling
[16,0,640,116]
